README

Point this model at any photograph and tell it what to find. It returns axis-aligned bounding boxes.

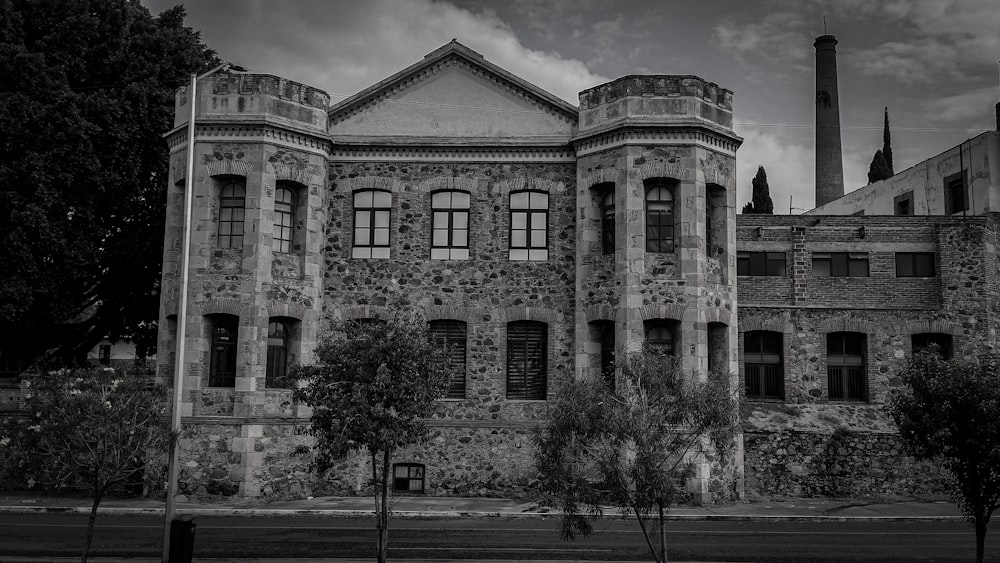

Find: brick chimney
[814,34,845,207]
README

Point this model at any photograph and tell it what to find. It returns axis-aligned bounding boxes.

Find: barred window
[353,190,391,259]
[509,191,548,261]
[218,181,246,249]
[827,332,867,401]
[737,251,786,276]
[209,315,238,387]
[431,191,470,260]
[507,321,547,400]
[430,319,467,399]
[273,187,295,253]
[645,181,675,253]
[744,331,783,400]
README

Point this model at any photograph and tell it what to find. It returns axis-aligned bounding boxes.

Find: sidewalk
[0,491,965,521]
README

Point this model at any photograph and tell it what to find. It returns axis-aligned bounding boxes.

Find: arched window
[431,191,471,260]
[827,332,867,401]
[273,187,295,253]
[265,320,288,388]
[209,316,238,387]
[601,190,615,255]
[429,319,467,398]
[218,180,246,249]
[645,321,675,357]
[509,191,548,261]
[645,181,675,253]
[744,330,783,400]
[353,190,392,259]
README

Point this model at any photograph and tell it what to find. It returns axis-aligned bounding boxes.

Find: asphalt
[0,492,967,563]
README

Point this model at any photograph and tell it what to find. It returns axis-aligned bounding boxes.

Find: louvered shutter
[507,321,547,400]
[430,320,467,399]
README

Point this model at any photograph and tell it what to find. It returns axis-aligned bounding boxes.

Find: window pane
[511,231,526,247]
[373,228,389,246]
[896,254,913,277]
[432,192,450,207]
[432,229,448,246]
[354,191,373,207]
[531,213,546,229]
[372,191,391,207]
[528,249,548,261]
[355,211,370,228]
[374,210,390,228]
[749,252,765,276]
[452,248,469,260]
[433,211,449,229]
[915,253,934,276]
[354,228,370,245]
[452,192,470,208]
[510,192,529,209]
[453,211,468,229]
[530,231,545,247]
[453,229,468,247]
[511,212,527,230]
[509,248,528,261]
[371,247,390,259]
[530,192,548,209]
[848,257,869,277]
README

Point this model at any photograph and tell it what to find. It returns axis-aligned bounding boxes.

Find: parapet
[173,73,331,135]
[577,75,734,135]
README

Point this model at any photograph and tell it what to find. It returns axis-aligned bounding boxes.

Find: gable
[329,46,578,143]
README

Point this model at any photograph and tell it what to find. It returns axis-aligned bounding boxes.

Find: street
[0,513,989,562]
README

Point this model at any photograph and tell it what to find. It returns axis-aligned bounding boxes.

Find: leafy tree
[867,107,895,183]
[0,367,168,562]
[888,352,1000,563]
[741,165,774,214]
[0,0,217,370]
[294,308,454,563]
[535,350,738,563]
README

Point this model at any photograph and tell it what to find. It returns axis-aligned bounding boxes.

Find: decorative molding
[425,305,479,323]
[816,317,873,334]
[329,144,576,163]
[497,307,561,324]
[329,55,578,127]
[574,127,740,158]
[638,304,686,323]
[166,123,331,156]
[492,178,566,196]
[579,166,626,191]
[737,316,791,334]
[336,176,406,194]
[901,320,964,337]
[582,304,616,324]
[195,297,253,318]
[206,159,253,178]
[266,302,309,320]
[418,177,481,194]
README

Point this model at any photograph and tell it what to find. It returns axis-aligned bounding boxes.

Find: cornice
[573,125,742,157]
[330,143,576,163]
[165,122,332,156]
[328,55,579,128]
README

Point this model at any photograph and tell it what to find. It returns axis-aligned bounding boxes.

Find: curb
[0,505,966,522]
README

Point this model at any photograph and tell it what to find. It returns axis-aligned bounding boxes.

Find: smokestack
[814,34,844,207]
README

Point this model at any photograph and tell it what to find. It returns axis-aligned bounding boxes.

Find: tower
[814,34,845,207]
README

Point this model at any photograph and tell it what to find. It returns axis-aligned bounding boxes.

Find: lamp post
[162,61,242,563]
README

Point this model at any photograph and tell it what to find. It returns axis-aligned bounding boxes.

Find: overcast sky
[142,0,1000,213]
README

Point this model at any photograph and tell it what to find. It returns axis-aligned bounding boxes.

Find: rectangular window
[429,320,466,399]
[352,190,391,259]
[744,331,783,400]
[812,252,869,277]
[944,171,968,215]
[98,344,111,366]
[912,333,953,359]
[392,463,425,493]
[895,252,935,277]
[894,191,914,216]
[737,251,786,276]
[507,321,547,400]
[430,191,470,260]
[827,332,867,401]
[509,192,548,261]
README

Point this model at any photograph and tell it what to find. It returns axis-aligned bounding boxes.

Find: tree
[0,367,168,562]
[535,350,738,563]
[888,352,1000,563]
[867,107,895,183]
[741,165,774,214]
[0,1,217,370]
[294,308,454,563]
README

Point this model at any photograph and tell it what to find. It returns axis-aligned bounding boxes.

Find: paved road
[0,513,987,562]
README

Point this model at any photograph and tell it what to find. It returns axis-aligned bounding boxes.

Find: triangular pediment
[329,41,578,144]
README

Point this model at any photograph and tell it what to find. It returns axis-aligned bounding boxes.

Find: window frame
[506,321,548,400]
[812,252,870,277]
[737,251,786,276]
[352,189,392,259]
[743,331,784,400]
[912,332,953,359]
[645,181,676,253]
[218,180,246,249]
[826,332,867,402]
[273,186,296,254]
[508,191,549,261]
[944,170,968,215]
[601,189,615,256]
[265,320,289,388]
[392,463,425,493]
[895,252,935,277]
[429,319,467,399]
[209,316,238,388]
[894,191,914,216]
[430,191,471,260]
[644,320,676,357]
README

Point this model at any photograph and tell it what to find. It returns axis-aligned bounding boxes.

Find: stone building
[156,40,1000,502]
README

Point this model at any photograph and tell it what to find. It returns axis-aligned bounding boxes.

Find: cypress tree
[868,150,892,184]
[882,107,894,175]
[741,166,774,214]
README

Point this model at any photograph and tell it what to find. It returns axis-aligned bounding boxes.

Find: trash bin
[168,516,196,563]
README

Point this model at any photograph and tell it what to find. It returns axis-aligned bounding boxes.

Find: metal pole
[162,71,198,563]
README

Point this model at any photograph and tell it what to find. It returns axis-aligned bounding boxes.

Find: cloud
[734,128,815,213]
[713,12,812,70]
[146,0,607,105]
[919,86,998,123]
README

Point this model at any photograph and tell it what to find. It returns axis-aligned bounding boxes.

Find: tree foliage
[0,367,168,562]
[741,165,773,214]
[294,307,454,563]
[868,107,895,183]
[888,352,1000,563]
[882,106,894,175]
[535,351,738,563]
[0,0,217,370]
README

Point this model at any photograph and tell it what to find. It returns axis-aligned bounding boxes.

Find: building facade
[156,41,997,502]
